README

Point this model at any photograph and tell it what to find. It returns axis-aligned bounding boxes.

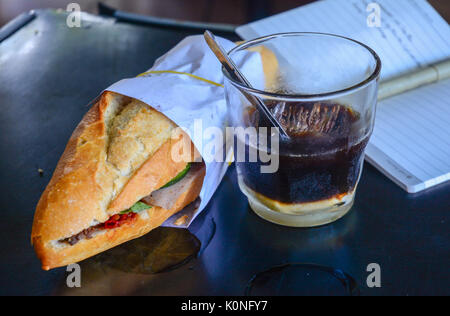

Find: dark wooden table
[0,10,448,296]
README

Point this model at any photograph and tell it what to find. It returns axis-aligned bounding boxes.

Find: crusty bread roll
[32,91,204,270]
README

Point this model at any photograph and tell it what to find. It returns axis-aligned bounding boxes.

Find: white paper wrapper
[105,35,264,228]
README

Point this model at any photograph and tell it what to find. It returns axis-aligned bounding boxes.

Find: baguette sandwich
[32,91,205,270]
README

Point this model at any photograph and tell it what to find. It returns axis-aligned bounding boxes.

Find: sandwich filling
[59,163,193,246]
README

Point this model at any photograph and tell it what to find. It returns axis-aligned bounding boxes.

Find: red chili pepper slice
[103,212,138,229]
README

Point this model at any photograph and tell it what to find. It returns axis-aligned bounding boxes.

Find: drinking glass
[223,33,381,227]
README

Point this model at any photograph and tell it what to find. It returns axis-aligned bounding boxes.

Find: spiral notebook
[236,0,450,193]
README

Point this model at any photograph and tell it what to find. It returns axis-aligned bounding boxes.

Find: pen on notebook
[378,59,450,100]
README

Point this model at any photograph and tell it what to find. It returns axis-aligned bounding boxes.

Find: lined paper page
[366,79,450,193]
[236,0,450,80]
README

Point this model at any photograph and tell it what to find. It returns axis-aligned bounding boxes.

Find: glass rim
[224,32,382,101]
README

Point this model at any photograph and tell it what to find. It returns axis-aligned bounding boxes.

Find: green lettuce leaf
[160,163,191,189]
[120,201,151,214]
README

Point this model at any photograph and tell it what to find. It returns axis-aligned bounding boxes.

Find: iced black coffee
[236,102,369,226]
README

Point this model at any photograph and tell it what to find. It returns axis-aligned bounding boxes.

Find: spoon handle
[204,30,289,138]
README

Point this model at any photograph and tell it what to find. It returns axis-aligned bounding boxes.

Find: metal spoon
[203,30,289,138]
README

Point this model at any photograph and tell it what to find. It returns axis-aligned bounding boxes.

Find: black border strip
[98,2,236,34]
